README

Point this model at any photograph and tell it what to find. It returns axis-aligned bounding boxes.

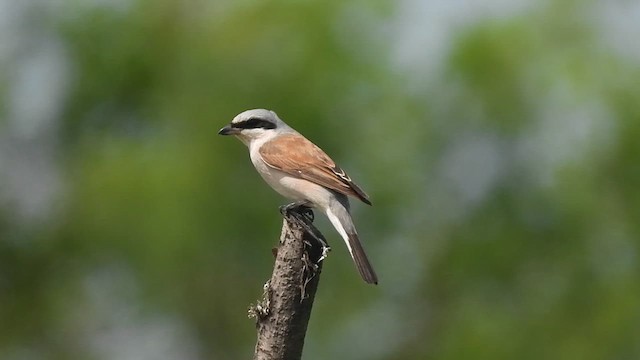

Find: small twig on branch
[249,207,329,360]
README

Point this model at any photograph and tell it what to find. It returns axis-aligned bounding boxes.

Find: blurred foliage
[1,0,640,359]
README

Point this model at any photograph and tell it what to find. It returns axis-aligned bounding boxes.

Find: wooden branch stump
[250,209,327,360]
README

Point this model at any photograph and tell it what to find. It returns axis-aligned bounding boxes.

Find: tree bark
[251,210,326,360]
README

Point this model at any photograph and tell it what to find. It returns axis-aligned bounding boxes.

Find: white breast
[248,135,334,209]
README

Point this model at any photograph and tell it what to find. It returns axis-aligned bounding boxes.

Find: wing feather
[259,134,372,205]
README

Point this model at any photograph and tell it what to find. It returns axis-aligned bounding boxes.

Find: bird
[218,109,378,284]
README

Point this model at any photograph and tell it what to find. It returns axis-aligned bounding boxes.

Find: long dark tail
[347,232,378,285]
[325,201,378,285]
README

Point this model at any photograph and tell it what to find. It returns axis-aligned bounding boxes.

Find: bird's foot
[279,201,329,262]
[283,207,317,237]
[279,201,314,222]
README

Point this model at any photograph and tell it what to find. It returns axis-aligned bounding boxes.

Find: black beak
[218,125,239,135]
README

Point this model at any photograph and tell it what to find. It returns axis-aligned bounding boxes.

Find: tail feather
[325,204,378,285]
[347,233,378,285]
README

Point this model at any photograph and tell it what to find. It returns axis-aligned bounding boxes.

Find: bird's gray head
[218,109,289,146]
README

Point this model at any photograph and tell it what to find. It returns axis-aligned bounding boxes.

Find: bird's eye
[233,118,276,130]
[245,119,262,128]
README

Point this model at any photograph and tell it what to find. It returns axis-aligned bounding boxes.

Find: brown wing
[259,134,372,205]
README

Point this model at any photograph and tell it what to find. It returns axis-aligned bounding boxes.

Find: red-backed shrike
[218,109,378,284]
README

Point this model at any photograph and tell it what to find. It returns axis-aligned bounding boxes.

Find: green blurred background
[2,0,639,359]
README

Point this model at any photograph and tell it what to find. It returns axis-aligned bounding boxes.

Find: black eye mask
[232,118,276,130]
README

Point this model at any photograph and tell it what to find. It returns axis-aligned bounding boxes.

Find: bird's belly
[251,158,332,208]
[262,169,306,201]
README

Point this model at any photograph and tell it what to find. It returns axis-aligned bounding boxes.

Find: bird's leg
[279,200,314,222]
[279,201,330,262]
[280,201,316,233]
